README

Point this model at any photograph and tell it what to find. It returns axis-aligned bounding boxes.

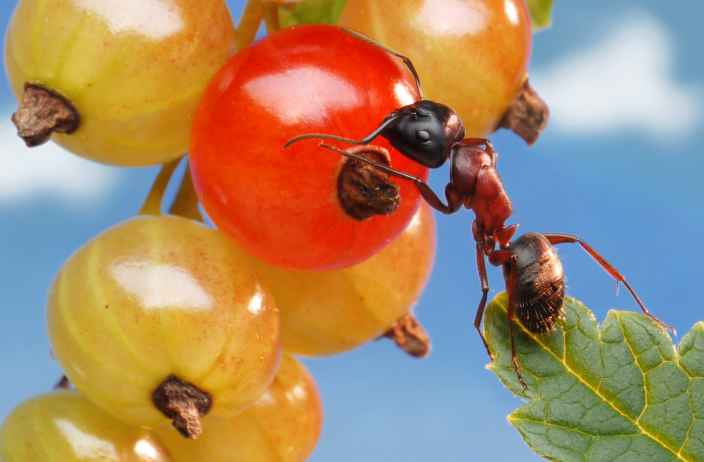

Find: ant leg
[483,245,526,388]
[544,233,674,334]
[473,241,493,361]
[507,302,528,391]
[319,143,463,214]
[416,183,463,215]
[339,28,422,93]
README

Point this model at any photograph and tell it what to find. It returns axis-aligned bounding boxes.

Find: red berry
[190,24,426,270]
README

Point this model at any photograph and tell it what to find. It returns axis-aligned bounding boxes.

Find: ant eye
[416,130,431,142]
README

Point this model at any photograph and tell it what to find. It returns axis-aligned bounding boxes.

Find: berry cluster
[0,1,616,461]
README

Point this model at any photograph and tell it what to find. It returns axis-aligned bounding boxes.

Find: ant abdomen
[504,233,565,333]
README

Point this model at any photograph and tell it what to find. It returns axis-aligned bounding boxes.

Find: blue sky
[1,1,703,461]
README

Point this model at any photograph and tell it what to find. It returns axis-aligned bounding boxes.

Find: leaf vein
[676,382,696,458]
[512,415,636,438]
[617,316,649,425]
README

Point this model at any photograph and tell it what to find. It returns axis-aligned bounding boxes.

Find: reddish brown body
[451,142,512,239]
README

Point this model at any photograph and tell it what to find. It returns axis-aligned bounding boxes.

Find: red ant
[285,100,671,389]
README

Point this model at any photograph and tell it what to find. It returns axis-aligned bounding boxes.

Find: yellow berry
[339,0,532,137]
[5,0,235,165]
[250,202,436,356]
[156,354,322,462]
[0,391,171,462]
[48,215,281,438]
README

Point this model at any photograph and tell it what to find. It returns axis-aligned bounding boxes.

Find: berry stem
[12,83,80,147]
[168,163,204,222]
[152,376,212,439]
[139,158,182,216]
[262,3,281,33]
[383,313,431,358]
[497,79,550,145]
[236,0,265,50]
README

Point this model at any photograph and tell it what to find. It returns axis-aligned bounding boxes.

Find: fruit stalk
[169,164,205,222]
[139,159,182,215]
[262,3,281,33]
[236,0,265,49]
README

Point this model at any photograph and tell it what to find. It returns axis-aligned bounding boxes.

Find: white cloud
[533,12,703,140]
[0,114,119,205]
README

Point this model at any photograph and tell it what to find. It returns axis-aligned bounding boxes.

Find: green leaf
[526,0,553,31]
[485,293,704,462]
[278,0,347,27]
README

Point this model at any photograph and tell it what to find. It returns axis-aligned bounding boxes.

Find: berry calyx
[497,79,550,145]
[337,145,400,220]
[11,83,80,147]
[383,313,431,358]
[152,375,213,439]
[155,355,322,462]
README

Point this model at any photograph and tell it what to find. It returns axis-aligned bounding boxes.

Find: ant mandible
[284,41,671,389]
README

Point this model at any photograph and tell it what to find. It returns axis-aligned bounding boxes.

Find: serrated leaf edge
[492,297,692,462]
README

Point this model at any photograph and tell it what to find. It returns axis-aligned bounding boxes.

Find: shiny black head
[379,100,465,168]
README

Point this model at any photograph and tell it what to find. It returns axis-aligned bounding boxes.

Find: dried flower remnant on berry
[383,313,431,358]
[497,80,549,145]
[152,375,212,439]
[12,83,80,147]
[336,145,400,220]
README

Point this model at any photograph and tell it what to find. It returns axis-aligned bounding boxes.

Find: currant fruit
[0,391,171,462]
[5,0,236,165]
[190,24,427,270]
[156,355,322,462]
[339,0,532,138]
[48,215,281,438]
[250,202,436,356]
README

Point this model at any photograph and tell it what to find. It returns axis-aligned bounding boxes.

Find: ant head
[380,100,465,168]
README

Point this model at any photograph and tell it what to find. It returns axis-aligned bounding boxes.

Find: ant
[285,100,671,390]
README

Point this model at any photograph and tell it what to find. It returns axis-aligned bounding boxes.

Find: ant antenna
[284,112,402,148]
[317,143,420,182]
[340,28,423,96]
